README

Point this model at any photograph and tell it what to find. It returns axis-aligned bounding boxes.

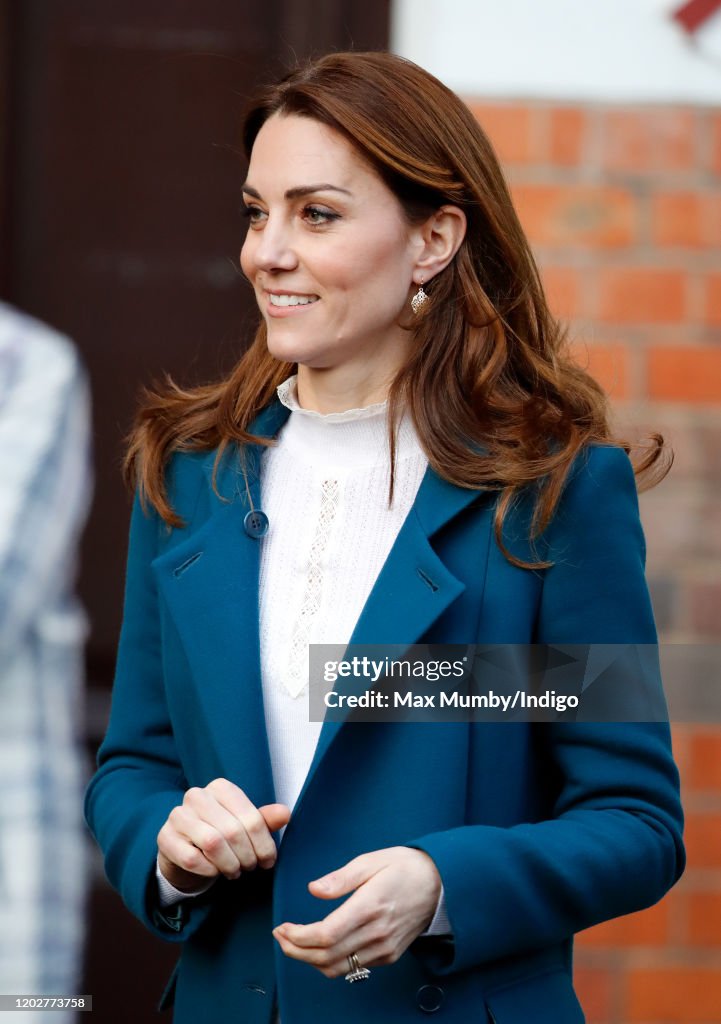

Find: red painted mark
[672,0,721,33]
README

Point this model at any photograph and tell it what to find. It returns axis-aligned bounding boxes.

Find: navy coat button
[244,510,269,538]
[416,984,444,1013]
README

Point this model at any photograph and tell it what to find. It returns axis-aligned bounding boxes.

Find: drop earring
[411,279,428,314]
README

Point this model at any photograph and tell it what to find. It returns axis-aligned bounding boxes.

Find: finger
[315,937,400,979]
[273,917,382,970]
[157,823,219,880]
[176,795,250,872]
[308,852,383,901]
[259,803,292,832]
[190,785,274,870]
[274,927,398,979]
[204,782,284,868]
[204,778,258,818]
[276,885,383,949]
[166,804,244,877]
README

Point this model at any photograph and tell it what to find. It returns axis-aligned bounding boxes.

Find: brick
[670,724,692,789]
[703,273,721,326]
[684,812,721,868]
[541,265,582,320]
[626,967,721,1020]
[710,111,721,176]
[578,897,669,947]
[601,110,654,172]
[644,495,721,563]
[656,108,698,172]
[568,341,629,399]
[696,425,721,485]
[597,268,686,323]
[700,500,721,561]
[512,184,636,248]
[644,420,721,485]
[647,418,721,482]
[689,581,721,638]
[688,890,721,946]
[601,108,697,173]
[549,107,587,167]
[697,423,721,483]
[467,102,533,164]
[651,191,714,248]
[573,965,613,1024]
[640,490,718,566]
[687,729,721,792]
[647,345,721,402]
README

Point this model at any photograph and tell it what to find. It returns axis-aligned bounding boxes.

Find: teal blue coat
[85,401,685,1023]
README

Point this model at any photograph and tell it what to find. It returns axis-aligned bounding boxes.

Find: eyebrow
[241,183,353,201]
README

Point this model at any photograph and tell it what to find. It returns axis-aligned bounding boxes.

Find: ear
[411,205,467,286]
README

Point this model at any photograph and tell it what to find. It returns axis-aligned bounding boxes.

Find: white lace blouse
[258,375,429,812]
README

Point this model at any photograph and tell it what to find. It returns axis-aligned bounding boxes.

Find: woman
[85,51,685,1024]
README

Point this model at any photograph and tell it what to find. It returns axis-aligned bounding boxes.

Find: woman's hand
[272,846,442,978]
[157,777,291,893]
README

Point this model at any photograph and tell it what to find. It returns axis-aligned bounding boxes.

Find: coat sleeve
[407,445,685,973]
[84,487,214,943]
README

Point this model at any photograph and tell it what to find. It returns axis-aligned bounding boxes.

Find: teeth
[269,294,318,307]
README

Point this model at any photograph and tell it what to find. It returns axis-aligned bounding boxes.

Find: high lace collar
[274,375,424,469]
[276,375,389,422]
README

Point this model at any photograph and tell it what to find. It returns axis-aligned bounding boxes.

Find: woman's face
[240,113,423,386]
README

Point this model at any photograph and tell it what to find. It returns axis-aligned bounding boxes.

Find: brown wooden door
[1,2,388,1018]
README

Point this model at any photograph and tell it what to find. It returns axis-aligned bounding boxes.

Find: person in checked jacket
[1,302,91,1023]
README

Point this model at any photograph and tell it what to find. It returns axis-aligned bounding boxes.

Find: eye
[302,205,340,226]
[241,204,267,226]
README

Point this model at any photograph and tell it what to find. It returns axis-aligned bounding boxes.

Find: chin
[265,333,333,368]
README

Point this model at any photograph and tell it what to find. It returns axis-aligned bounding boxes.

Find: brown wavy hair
[125,50,668,567]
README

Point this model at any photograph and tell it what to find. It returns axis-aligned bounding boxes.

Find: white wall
[391,0,721,104]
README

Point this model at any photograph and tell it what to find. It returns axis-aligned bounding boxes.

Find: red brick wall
[468,100,721,1024]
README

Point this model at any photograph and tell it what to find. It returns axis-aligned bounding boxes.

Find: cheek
[327,234,408,299]
[355,228,413,290]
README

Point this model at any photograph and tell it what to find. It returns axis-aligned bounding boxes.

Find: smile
[268,294,319,307]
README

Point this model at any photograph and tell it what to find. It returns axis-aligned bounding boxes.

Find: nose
[248,215,298,274]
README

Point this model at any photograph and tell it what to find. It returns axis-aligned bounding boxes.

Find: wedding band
[344,952,371,983]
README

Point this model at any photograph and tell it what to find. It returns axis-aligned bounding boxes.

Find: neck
[295,363,396,414]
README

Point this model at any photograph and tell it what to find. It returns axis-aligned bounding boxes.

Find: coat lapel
[150,402,291,803]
